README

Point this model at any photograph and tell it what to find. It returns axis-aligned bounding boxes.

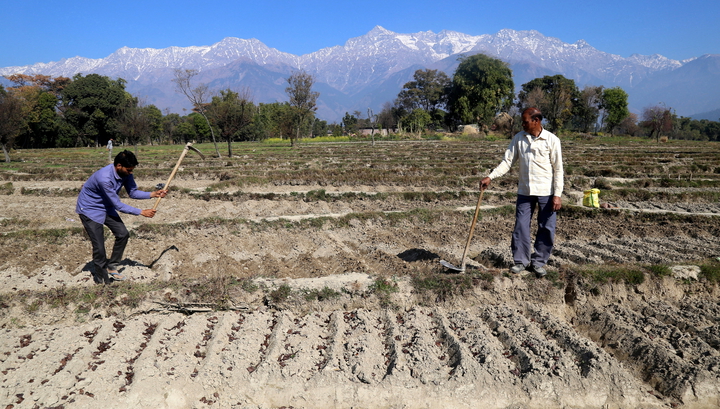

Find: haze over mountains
[2,26,719,123]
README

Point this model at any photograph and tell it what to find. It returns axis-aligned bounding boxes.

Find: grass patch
[646,264,672,277]
[369,277,398,295]
[2,275,263,316]
[303,286,341,301]
[412,273,475,302]
[580,264,646,285]
[268,284,293,304]
[0,182,13,195]
[699,260,720,283]
[2,227,85,243]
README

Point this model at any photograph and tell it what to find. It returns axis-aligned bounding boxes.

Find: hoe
[152,142,205,211]
[440,188,485,273]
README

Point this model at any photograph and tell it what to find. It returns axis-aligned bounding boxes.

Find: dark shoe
[92,268,112,284]
[531,265,547,277]
[510,264,525,274]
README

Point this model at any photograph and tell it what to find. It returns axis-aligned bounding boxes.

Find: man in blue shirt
[76,150,167,284]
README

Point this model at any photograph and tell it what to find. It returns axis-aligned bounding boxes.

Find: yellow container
[583,188,600,208]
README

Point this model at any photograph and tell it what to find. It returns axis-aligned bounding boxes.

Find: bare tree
[641,105,673,142]
[172,68,220,156]
[285,70,319,147]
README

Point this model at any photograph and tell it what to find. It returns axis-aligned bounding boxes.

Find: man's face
[521,113,541,135]
[115,164,135,177]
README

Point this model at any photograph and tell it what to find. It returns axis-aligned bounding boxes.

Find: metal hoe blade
[439,259,464,272]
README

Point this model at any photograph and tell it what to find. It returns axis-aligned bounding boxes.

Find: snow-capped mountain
[1,26,717,122]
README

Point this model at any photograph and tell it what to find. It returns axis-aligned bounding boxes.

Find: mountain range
[2,26,718,123]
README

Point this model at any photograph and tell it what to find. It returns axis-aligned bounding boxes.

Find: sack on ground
[583,188,600,208]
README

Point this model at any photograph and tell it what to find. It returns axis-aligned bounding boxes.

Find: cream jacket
[487,128,564,197]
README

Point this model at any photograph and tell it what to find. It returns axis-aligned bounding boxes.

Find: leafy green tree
[397,69,450,128]
[447,54,514,129]
[312,118,328,137]
[144,104,163,144]
[173,68,220,156]
[59,73,129,147]
[330,123,343,137]
[600,87,629,134]
[285,70,319,146]
[4,74,71,149]
[208,88,255,156]
[190,112,211,142]
[572,86,603,133]
[342,112,358,135]
[251,102,292,140]
[0,85,24,162]
[518,75,579,132]
[402,109,432,134]
[161,112,182,144]
[175,119,197,143]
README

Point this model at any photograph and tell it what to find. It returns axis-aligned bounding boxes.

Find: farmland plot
[1,138,719,408]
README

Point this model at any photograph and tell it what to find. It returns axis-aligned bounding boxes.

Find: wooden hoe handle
[460,188,485,271]
[152,143,192,211]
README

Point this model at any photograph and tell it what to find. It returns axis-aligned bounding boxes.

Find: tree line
[380,54,720,142]
[2,54,719,161]
[0,70,324,161]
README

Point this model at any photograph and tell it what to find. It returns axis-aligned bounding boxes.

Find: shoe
[531,265,547,277]
[509,264,525,274]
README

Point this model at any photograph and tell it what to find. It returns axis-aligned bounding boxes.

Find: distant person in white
[480,107,564,278]
[107,138,113,162]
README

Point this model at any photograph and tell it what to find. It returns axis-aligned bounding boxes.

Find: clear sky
[2,0,718,68]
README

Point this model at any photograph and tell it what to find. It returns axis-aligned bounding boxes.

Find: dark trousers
[80,214,129,283]
[511,195,557,268]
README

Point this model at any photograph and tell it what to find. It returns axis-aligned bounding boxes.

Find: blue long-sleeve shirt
[76,164,151,224]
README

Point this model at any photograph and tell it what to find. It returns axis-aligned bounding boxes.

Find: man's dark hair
[114,150,139,167]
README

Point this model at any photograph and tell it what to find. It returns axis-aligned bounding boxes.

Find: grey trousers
[511,195,557,268]
[80,214,129,283]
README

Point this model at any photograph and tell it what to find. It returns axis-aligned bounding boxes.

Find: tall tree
[0,85,24,162]
[59,73,129,147]
[447,54,514,129]
[208,88,255,157]
[397,69,450,129]
[161,112,182,144]
[573,86,603,133]
[342,112,358,135]
[600,87,630,135]
[4,74,69,148]
[285,70,319,146]
[117,98,153,153]
[518,75,579,132]
[172,68,220,157]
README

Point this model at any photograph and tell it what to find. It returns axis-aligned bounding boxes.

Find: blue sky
[2,0,718,68]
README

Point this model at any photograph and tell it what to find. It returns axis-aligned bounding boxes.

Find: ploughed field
[1,137,719,408]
